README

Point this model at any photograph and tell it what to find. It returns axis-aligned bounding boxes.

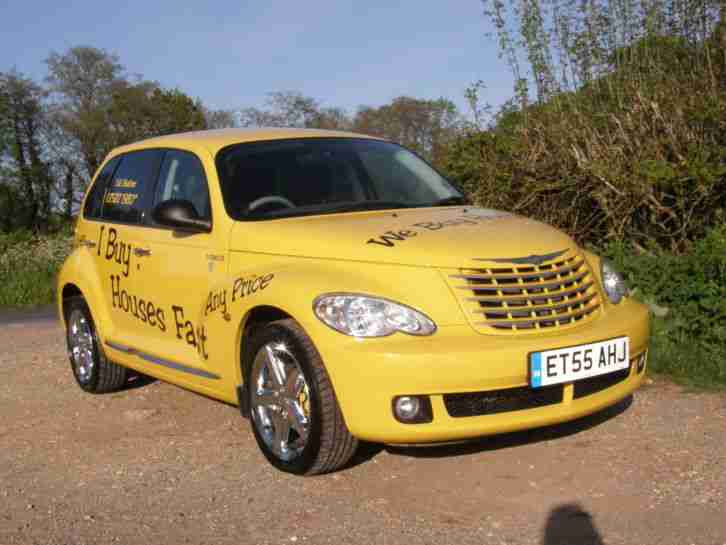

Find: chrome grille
[450,250,602,332]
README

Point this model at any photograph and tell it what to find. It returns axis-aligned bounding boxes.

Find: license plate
[529,337,630,388]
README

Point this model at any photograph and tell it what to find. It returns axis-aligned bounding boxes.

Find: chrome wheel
[250,341,311,461]
[68,309,95,384]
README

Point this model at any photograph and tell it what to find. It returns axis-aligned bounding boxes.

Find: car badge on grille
[473,249,568,266]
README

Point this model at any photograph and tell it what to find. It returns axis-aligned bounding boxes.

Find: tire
[246,319,358,475]
[64,296,127,393]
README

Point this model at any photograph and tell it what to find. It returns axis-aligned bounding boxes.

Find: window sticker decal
[113,178,138,189]
[104,192,139,206]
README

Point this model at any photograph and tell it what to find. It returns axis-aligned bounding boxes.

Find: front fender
[197,258,465,387]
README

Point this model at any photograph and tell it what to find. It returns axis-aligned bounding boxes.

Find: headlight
[600,259,628,304]
[313,293,437,337]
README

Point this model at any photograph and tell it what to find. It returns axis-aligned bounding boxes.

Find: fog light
[392,395,433,424]
[637,351,648,373]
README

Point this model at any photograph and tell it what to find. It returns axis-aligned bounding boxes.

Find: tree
[0,87,10,158]
[446,4,726,252]
[482,0,724,103]
[0,45,216,229]
[353,96,461,164]
[45,46,125,179]
[42,114,83,219]
[104,82,206,146]
[239,91,351,130]
[0,71,54,230]
[146,88,206,135]
[203,107,238,129]
[46,46,206,188]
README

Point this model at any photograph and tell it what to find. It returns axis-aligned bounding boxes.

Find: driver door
[133,149,226,377]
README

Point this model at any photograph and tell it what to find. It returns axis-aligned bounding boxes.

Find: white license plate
[530,337,630,388]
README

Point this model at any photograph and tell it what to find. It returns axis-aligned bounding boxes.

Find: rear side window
[83,157,120,220]
[154,150,211,221]
[103,150,163,224]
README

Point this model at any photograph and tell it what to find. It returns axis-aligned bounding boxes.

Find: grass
[647,316,726,391]
[0,230,73,307]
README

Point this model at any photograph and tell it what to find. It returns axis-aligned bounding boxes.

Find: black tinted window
[103,150,162,224]
[154,150,211,221]
[83,157,119,220]
[215,138,461,221]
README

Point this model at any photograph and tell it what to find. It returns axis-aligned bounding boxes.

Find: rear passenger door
[82,149,164,348]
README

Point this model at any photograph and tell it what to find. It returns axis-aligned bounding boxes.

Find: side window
[103,150,163,224]
[83,157,119,220]
[154,150,211,221]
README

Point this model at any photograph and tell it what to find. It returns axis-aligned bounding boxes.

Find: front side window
[103,150,163,224]
[153,150,211,221]
[215,138,464,221]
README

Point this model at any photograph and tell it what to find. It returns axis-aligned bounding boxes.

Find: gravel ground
[0,318,725,545]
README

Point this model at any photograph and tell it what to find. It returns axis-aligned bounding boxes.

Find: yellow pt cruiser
[57,128,650,475]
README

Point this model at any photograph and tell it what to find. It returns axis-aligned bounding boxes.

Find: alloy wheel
[250,341,311,461]
[68,309,95,384]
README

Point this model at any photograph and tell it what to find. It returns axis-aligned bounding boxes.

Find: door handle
[78,239,96,249]
[133,247,152,257]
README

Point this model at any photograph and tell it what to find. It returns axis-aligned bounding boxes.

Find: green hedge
[0,230,73,307]
[442,37,726,254]
[600,224,726,388]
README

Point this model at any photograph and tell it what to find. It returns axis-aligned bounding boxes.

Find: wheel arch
[56,250,113,336]
[59,283,84,325]
[237,305,292,379]
[233,304,293,417]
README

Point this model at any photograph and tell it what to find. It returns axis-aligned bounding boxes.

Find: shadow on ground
[123,372,158,391]
[543,503,605,545]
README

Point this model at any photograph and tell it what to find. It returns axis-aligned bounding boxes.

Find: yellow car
[57,128,650,475]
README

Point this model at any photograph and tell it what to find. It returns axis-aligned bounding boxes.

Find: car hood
[229,207,577,268]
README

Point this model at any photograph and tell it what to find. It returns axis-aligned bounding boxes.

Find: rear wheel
[247,319,358,475]
[64,296,127,393]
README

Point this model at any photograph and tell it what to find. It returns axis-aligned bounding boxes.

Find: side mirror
[151,199,211,233]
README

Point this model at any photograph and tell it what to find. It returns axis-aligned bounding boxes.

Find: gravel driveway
[1,317,724,545]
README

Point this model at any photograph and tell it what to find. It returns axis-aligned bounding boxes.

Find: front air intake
[447,249,603,334]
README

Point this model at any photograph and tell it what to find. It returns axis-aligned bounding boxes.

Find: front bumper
[318,298,650,443]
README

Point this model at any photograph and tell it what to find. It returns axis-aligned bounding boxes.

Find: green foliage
[482,0,722,103]
[0,71,55,230]
[354,96,462,165]
[442,35,726,252]
[0,87,10,157]
[106,83,206,147]
[0,230,73,307]
[239,92,463,167]
[600,224,726,388]
[239,91,351,131]
[1,46,208,234]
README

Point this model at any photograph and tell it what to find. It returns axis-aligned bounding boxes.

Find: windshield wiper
[431,196,469,206]
[323,201,413,214]
[237,200,412,221]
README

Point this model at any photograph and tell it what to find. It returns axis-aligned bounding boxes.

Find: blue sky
[0,1,514,117]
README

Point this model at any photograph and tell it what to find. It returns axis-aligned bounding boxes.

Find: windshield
[215,138,466,220]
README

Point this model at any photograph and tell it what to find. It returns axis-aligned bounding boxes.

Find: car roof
[111,128,382,157]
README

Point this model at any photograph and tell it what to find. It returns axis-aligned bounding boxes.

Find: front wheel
[246,319,358,475]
